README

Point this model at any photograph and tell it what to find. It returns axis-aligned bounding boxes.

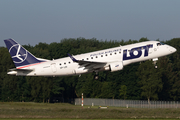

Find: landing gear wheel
[153,61,158,68]
[155,65,158,68]
[94,75,99,80]
[94,72,99,80]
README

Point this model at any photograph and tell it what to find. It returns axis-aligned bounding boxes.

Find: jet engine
[109,62,123,72]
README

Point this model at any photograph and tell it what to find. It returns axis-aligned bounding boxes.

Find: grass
[0,102,180,119]
[0,119,179,120]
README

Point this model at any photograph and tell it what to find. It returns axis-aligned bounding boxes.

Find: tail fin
[4,38,44,68]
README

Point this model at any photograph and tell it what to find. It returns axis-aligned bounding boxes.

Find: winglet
[68,53,78,62]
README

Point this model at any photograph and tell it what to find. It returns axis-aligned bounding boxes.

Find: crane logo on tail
[9,44,27,63]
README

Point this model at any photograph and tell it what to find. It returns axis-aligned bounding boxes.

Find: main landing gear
[79,72,99,80]
[94,72,99,80]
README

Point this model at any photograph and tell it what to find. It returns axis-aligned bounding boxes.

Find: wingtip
[68,53,78,62]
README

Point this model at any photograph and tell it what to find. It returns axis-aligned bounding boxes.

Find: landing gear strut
[94,72,99,80]
[153,58,158,69]
[153,61,158,68]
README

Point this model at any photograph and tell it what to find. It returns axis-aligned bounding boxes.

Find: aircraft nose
[169,47,177,53]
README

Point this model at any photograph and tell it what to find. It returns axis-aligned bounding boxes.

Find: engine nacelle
[74,67,88,74]
[109,62,123,72]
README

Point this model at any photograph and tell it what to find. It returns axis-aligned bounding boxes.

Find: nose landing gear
[154,62,158,68]
[153,58,158,69]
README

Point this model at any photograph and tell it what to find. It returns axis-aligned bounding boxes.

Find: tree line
[0,37,180,103]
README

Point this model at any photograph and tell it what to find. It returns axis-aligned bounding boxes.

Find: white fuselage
[14,41,176,76]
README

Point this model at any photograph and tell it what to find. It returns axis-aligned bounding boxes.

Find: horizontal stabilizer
[9,68,34,71]
[8,68,33,75]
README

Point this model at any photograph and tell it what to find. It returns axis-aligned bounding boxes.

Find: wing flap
[68,53,107,71]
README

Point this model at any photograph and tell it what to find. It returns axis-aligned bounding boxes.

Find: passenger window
[59,63,61,66]
[96,56,98,58]
[69,62,71,64]
[91,57,93,59]
[101,55,103,57]
[87,58,89,60]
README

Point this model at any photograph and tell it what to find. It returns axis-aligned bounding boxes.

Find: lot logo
[9,44,27,63]
[123,44,153,61]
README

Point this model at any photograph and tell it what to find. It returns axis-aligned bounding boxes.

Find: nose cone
[169,47,177,53]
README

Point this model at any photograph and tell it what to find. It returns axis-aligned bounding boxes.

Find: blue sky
[0,0,180,46]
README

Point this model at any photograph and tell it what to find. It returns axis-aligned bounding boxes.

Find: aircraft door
[51,63,57,73]
[149,46,153,54]
[153,43,158,52]
[147,44,154,54]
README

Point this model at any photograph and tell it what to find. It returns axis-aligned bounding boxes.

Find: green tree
[0,37,179,102]
[139,37,149,42]
[100,82,115,98]
[165,38,180,100]
[119,85,127,100]
[157,57,175,100]
[137,60,163,103]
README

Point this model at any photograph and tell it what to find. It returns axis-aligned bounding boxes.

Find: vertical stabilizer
[4,39,44,68]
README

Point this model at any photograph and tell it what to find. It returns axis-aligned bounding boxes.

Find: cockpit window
[160,42,165,45]
[157,43,161,46]
[157,42,165,46]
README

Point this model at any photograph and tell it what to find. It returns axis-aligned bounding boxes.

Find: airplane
[4,38,176,79]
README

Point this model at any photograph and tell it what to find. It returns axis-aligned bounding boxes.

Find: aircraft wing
[68,53,107,71]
